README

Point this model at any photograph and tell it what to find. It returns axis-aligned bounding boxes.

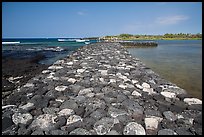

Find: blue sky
[2,2,202,38]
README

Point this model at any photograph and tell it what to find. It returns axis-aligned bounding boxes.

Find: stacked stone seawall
[2,42,202,135]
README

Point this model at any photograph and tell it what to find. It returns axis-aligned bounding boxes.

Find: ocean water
[127,40,202,99]
[2,38,97,65]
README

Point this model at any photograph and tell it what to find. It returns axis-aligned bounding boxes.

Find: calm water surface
[127,40,202,99]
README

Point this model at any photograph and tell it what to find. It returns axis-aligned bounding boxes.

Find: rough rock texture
[2,43,202,135]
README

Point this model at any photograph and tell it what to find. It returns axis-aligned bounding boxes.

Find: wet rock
[123,122,146,135]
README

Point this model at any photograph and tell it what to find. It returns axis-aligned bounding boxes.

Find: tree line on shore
[101,33,202,40]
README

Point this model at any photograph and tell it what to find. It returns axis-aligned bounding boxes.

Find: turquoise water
[2,38,97,65]
[127,40,202,99]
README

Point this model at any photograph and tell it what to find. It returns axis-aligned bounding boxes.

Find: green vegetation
[101,33,202,40]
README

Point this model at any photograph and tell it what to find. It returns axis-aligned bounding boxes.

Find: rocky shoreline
[2,42,202,135]
[120,41,158,48]
[2,54,49,99]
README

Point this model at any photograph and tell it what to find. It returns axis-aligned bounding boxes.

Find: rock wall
[120,42,158,48]
[2,42,202,135]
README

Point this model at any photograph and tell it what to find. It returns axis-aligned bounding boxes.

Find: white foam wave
[44,46,64,52]
[2,41,20,44]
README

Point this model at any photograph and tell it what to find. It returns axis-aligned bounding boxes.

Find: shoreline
[2,42,202,135]
[2,54,49,98]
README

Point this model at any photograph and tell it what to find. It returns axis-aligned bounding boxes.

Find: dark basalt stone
[2,117,13,132]
[81,117,96,129]
[75,106,86,117]
[17,127,32,135]
[175,127,193,135]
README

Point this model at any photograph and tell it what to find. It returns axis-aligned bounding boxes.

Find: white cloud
[155,15,189,25]
[77,11,86,16]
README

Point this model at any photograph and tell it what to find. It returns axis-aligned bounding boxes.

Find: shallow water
[127,40,202,99]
